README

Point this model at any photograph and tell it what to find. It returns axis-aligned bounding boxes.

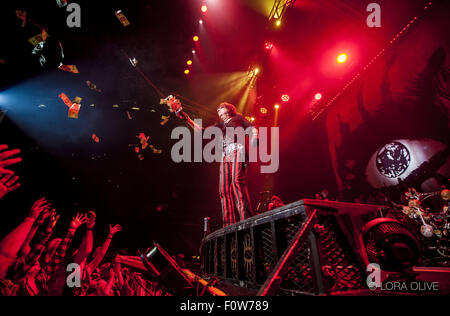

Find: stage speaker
[141,243,193,295]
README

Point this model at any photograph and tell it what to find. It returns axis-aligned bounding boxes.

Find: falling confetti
[149,144,162,154]
[86,80,102,92]
[16,10,26,27]
[58,93,72,107]
[42,29,49,41]
[28,31,49,46]
[59,93,81,119]
[160,115,169,126]
[129,57,138,67]
[138,133,149,149]
[92,133,100,143]
[115,10,130,27]
[72,96,82,104]
[39,55,46,66]
[59,42,65,59]
[31,42,44,55]
[58,63,79,74]
[127,111,132,120]
[68,103,80,119]
[56,0,68,8]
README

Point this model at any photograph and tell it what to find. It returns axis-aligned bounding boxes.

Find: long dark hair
[217,102,238,117]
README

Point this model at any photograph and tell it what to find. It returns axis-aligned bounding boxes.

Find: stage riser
[201,199,380,295]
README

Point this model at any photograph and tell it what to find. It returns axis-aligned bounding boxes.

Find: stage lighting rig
[268,0,296,26]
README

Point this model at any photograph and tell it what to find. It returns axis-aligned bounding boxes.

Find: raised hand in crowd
[0,174,20,200]
[35,207,54,227]
[0,199,50,278]
[19,203,53,258]
[109,224,122,236]
[74,211,96,266]
[0,145,21,176]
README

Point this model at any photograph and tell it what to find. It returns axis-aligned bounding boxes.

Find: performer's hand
[167,97,187,120]
[165,96,181,112]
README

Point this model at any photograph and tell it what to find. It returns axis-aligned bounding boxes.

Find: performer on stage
[171,100,258,227]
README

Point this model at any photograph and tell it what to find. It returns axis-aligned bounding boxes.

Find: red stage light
[184,69,190,75]
[337,53,348,63]
[315,93,322,100]
[274,104,280,109]
[281,94,290,102]
[187,60,193,65]
[201,5,208,13]
[193,36,199,42]
[260,107,267,114]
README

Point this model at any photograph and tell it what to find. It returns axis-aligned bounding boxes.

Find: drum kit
[389,188,450,262]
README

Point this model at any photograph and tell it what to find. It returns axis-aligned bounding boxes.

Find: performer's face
[217,107,231,122]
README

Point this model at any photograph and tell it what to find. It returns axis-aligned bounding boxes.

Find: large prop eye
[375,142,411,178]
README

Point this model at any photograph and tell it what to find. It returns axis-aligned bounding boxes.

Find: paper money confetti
[58,63,79,74]
[16,10,26,27]
[72,96,82,104]
[31,42,45,55]
[115,10,130,27]
[68,103,80,119]
[160,115,169,126]
[28,31,49,46]
[92,133,100,143]
[59,93,72,107]
[86,80,102,92]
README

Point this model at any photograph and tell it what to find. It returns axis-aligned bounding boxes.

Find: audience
[0,143,172,296]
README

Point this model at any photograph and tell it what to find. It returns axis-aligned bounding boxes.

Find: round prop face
[376,142,411,178]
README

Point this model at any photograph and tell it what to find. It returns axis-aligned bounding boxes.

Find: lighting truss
[268,0,296,22]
